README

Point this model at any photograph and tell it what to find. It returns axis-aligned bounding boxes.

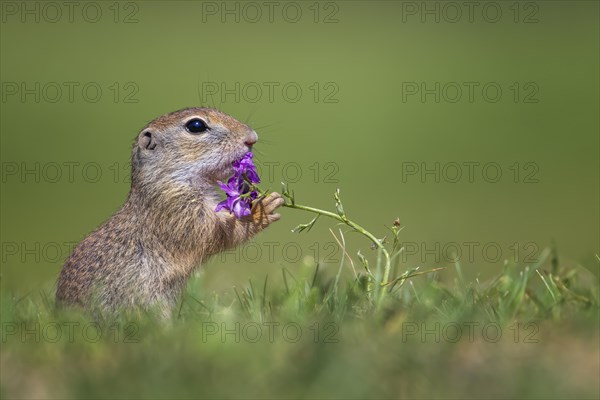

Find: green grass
[1,245,598,399]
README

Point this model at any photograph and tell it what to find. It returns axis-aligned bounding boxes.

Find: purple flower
[233,152,260,184]
[215,152,260,219]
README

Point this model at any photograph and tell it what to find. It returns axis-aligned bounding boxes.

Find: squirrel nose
[245,132,258,147]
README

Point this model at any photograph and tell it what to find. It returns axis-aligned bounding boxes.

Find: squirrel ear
[139,131,157,150]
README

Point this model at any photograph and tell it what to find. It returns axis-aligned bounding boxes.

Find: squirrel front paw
[249,192,284,227]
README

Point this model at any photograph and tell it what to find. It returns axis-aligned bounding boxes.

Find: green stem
[282,202,392,309]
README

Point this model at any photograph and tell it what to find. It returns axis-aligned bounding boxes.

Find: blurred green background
[1,0,598,295]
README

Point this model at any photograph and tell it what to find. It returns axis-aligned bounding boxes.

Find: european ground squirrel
[56,108,283,314]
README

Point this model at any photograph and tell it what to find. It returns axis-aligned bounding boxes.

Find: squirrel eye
[185,118,208,134]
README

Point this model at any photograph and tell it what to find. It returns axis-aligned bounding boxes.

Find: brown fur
[56,108,283,314]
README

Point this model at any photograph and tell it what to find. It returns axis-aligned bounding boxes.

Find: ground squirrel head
[131,107,257,192]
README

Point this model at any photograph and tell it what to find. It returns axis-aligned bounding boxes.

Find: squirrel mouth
[198,150,250,186]
[210,155,241,182]
[216,151,254,181]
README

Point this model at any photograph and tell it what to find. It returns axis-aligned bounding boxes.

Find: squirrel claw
[251,192,284,226]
